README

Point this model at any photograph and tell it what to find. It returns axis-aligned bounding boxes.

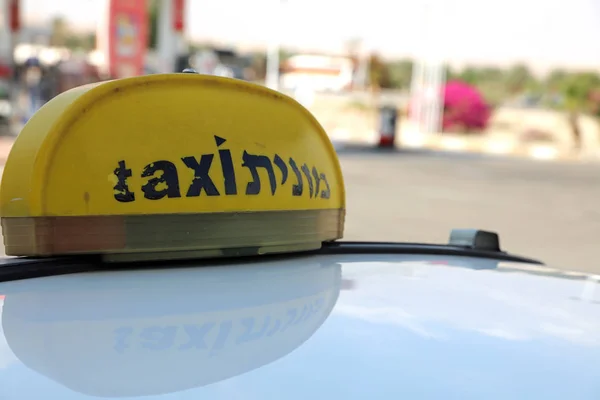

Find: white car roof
[1,251,598,399]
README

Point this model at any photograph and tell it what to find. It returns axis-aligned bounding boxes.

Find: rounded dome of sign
[0,74,345,261]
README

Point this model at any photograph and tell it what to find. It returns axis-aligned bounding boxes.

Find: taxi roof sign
[0,74,345,260]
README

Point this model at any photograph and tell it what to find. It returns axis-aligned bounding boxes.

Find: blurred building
[281,54,354,92]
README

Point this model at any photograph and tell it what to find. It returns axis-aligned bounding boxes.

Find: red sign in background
[173,0,185,32]
[107,0,148,78]
[9,0,20,32]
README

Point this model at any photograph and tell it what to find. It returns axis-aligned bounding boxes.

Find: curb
[410,133,588,162]
[329,130,593,162]
[420,134,562,161]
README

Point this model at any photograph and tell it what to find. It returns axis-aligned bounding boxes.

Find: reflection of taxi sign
[0,73,345,261]
[3,262,342,397]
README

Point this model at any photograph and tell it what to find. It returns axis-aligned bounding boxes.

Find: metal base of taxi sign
[0,74,345,261]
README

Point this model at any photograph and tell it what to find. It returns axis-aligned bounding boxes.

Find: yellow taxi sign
[0,74,345,259]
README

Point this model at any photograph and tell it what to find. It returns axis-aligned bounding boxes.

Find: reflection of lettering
[236,316,272,344]
[113,326,133,353]
[182,155,220,196]
[140,326,178,350]
[111,136,333,201]
[295,304,312,325]
[141,161,181,200]
[210,321,233,357]
[265,319,281,337]
[280,309,298,333]
[112,297,325,353]
[179,323,215,350]
[242,151,277,195]
[113,160,135,202]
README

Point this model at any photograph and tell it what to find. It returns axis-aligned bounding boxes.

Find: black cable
[0,241,543,283]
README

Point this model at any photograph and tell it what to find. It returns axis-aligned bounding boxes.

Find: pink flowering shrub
[442,80,491,132]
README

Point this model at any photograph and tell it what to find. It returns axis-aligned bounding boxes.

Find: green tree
[49,16,69,47]
[558,72,600,149]
[64,32,96,51]
[477,67,504,82]
[560,72,600,111]
[545,69,569,91]
[368,53,391,91]
[456,67,481,85]
[504,64,534,93]
[386,59,413,89]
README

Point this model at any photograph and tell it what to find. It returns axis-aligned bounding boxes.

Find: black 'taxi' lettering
[301,164,314,198]
[242,151,277,195]
[141,161,181,200]
[182,155,220,197]
[273,154,288,185]
[319,173,331,199]
[289,158,303,196]
[311,167,321,199]
[113,160,135,202]
[218,149,237,195]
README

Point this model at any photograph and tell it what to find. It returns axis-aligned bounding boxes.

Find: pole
[8,0,20,133]
[266,0,285,90]
[408,1,446,136]
[157,0,188,73]
[358,42,369,90]
[409,60,425,132]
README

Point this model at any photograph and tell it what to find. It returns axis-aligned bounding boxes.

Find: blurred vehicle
[55,58,102,93]
[0,84,13,135]
[178,48,252,80]
[0,73,598,400]
[19,57,46,124]
[0,61,14,135]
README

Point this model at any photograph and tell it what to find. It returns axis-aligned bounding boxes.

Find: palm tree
[560,72,600,151]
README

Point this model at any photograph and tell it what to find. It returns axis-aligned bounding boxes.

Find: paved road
[339,148,600,273]
[0,151,599,272]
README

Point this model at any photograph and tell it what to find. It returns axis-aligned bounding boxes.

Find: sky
[19,0,600,71]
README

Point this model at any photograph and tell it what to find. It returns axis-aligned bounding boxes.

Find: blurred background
[0,0,598,271]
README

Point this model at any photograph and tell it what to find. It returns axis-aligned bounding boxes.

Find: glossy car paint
[0,253,599,399]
